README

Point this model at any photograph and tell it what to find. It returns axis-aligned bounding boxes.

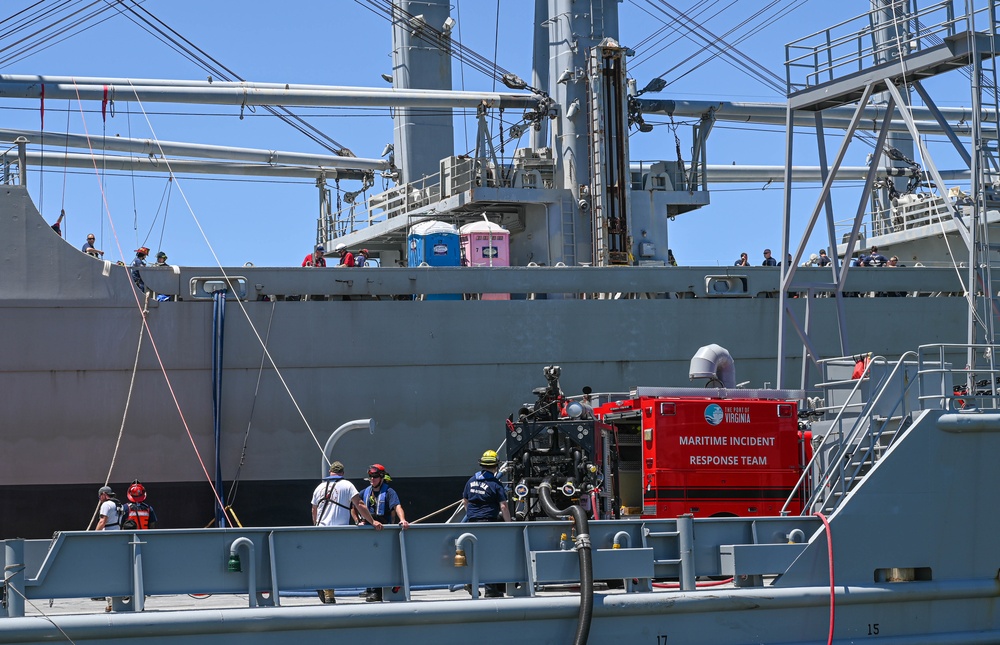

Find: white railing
[784,0,987,93]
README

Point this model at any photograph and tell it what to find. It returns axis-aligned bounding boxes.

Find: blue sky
[0,1,977,267]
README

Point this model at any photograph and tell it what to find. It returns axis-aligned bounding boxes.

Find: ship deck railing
[784,0,994,96]
[133,264,972,303]
[792,352,920,515]
[2,516,820,617]
[327,156,542,239]
[834,198,1000,247]
[788,343,997,516]
[916,343,1000,409]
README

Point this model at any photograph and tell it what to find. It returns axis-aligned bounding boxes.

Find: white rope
[886,2,982,326]
[85,320,145,531]
[124,81,331,463]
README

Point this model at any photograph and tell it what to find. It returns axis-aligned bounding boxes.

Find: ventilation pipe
[689,344,736,388]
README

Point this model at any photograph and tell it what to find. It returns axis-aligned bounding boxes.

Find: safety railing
[783,352,919,516]
[1,516,821,617]
[868,193,957,237]
[1,138,27,186]
[917,343,1000,410]
[785,0,991,94]
[328,156,513,238]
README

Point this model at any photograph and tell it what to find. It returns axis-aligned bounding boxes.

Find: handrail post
[677,515,696,591]
[14,136,27,188]
[132,536,146,612]
[4,539,25,618]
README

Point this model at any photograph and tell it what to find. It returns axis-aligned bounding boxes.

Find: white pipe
[0,81,537,109]
[0,128,389,170]
[320,418,376,478]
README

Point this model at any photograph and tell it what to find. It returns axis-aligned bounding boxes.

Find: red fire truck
[595,393,811,518]
[505,367,812,521]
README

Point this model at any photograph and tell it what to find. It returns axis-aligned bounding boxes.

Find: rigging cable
[126,101,139,239]
[356,0,519,84]
[456,0,469,152]
[885,8,987,334]
[225,298,277,510]
[0,0,135,68]
[86,320,146,531]
[113,0,354,157]
[122,80,342,485]
[60,98,70,225]
[70,78,231,523]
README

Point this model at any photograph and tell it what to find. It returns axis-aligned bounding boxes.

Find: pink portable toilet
[460,221,510,300]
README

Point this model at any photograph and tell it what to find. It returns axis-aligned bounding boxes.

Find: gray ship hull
[0,187,971,536]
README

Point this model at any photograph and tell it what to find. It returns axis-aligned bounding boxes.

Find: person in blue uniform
[357,463,409,601]
[462,449,510,598]
[131,247,149,292]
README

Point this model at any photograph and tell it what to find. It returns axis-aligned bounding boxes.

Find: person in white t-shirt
[311,461,384,527]
[95,486,121,531]
[310,461,383,604]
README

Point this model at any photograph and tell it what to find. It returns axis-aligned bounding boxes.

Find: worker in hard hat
[462,449,510,598]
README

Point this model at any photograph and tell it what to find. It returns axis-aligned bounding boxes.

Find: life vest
[122,502,153,529]
[361,485,391,522]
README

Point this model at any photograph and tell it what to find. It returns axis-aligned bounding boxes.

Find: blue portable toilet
[408,220,461,300]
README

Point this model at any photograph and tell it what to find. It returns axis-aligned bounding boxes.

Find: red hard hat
[367,463,386,477]
[127,482,146,503]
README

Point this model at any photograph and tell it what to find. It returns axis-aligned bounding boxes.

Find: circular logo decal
[704,403,724,426]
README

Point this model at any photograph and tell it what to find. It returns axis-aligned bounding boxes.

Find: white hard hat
[334,243,346,252]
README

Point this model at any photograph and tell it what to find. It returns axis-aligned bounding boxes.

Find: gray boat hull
[0,187,971,536]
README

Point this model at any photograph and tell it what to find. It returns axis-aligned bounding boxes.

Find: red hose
[814,511,835,645]
[651,578,733,588]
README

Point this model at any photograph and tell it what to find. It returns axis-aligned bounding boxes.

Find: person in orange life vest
[303,244,327,267]
[122,481,158,529]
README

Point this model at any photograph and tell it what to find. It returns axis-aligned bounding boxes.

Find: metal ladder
[588,43,607,267]
[559,196,578,267]
[797,354,918,516]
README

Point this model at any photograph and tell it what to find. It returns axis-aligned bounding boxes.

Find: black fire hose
[537,479,593,645]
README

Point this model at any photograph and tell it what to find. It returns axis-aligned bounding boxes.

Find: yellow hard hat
[479,450,498,466]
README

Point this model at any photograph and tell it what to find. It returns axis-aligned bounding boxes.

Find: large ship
[0,0,995,539]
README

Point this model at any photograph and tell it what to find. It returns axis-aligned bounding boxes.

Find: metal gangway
[784,343,1000,516]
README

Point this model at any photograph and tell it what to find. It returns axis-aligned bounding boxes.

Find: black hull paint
[2,477,468,539]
